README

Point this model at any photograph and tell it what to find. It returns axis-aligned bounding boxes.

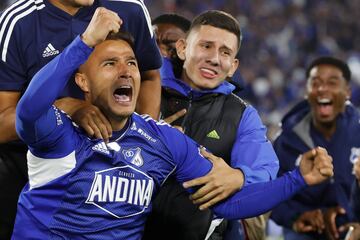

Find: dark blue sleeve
[16,36,92,156]
[0,16,27,90]
[231,106,279,185]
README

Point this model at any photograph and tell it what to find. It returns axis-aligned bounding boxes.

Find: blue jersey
[0,0,161,96]
[13,36,309,239]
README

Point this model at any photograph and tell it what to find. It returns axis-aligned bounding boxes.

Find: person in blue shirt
[0,0,161,237]
[145,10,278,240]
[12,11,334,239]
[270,56,360,240]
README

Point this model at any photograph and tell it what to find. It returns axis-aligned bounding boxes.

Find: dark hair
[105,31,135,52]
[189,10,242,50]
[152,13,191,33]
[306,56,351,82]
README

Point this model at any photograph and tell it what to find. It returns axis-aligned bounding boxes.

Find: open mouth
[200,67,218,79]
[317,98,333,116]
[113,85,132,103]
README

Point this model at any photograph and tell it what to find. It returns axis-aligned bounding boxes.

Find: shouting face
[76,39,141,128]
[306,64,350,127]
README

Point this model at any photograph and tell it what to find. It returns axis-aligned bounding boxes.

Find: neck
[49,0,81,16]
[312,119,336,141]
[110,117,129,132]
[181,70,199,90]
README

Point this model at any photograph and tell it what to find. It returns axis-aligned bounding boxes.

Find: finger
[88,120,103,140]
[95,109,112,136]
[192,188,221,205]
[316,146,328,156]
[190,183,214,201]
[92,116,110,142]
[199,193,224,210]
[200,148,221,163]
[319,167,334,177]
[81,124,95,137]
[302,148,317,160]
[107,9,122,24]
[183,175,210,188]
[329,211,339,238]
[164,109,187,124]
[173,125,184,133]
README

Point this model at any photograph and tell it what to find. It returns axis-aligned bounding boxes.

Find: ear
[175,38,186,61]
[227,59,239,78]
[75,72,90,93]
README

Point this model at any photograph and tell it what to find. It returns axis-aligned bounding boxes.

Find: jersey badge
[122,147,144,167]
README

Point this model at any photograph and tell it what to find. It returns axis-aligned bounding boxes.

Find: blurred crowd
[147,0,360,139]
[2,0,360,138]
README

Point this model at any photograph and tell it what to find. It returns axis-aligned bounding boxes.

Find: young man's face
[177,25,239,90]
[153,23,186,59]
[76,39,141,122]
[306,64,350,126]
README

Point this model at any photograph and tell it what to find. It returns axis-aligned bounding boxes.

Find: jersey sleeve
[231,106,279,185]
[212,168,307,219]
[0,17,27,91]
[155,121,213,183]
[16,36,92,157]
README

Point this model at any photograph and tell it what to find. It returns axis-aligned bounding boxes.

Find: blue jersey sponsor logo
[86,165,154,218]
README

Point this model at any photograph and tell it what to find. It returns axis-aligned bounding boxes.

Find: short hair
[152,14,191,33]
[189,10,242,50]
[306,56,351,82]
[105,31,135,52]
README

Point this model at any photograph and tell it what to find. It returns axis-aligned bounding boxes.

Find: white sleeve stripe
[27,150,76,190]
[108,0,153,38]
[0,0,44,62]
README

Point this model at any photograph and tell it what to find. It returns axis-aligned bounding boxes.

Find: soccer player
[271,57,360,240]
[0,0,161,237]
[13,11,334,239]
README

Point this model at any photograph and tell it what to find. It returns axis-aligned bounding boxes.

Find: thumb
[302,148,317,160]
[336,206,346,214]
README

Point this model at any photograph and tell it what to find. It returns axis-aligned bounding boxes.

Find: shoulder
[99,0,149,16]
[0,0,45,59]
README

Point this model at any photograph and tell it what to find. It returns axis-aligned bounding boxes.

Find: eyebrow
[199,40,233,53]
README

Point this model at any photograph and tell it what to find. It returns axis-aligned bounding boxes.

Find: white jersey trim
[0,0,45,62]
[27,150,76,190]
[108,0,153,38]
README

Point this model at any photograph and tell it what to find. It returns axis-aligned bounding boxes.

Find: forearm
[212,168,306,220]
[0,107,18,143]
[54,97,87,116]
[136,70,161,119]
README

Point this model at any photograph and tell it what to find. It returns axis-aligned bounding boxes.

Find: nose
[206,48,220,66]
[116,63,131,80]
[317,82,328,92]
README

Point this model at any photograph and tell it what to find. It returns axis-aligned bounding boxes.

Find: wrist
[80,34,95,48]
